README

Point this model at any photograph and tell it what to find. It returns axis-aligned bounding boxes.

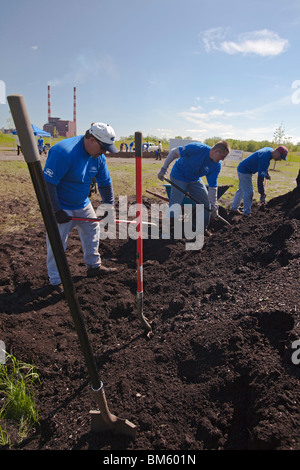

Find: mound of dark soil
[0,187,300,451]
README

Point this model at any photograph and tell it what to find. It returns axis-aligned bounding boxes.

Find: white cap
[89,122,118,153]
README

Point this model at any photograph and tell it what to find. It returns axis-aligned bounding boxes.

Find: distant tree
[272,122,292,167]
[273,122,286,146]
[204,137,223,147]
[246,140,256,153]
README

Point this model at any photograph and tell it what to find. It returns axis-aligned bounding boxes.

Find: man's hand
[210,206,219,219]
[55,209,72,224]
[158,168,167,181]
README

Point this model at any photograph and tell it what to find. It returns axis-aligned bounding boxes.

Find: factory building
[43,86,77,138]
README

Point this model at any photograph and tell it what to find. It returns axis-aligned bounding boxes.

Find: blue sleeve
[98,184,114,205]
[257,155,271,177]
[46,181,61,212]
[95,156,112,187]
[43,146,70,185]
[206,163,221,187]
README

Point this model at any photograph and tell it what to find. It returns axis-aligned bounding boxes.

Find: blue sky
[1,0,300,143]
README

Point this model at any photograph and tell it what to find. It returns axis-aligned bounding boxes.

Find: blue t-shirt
[170,142,221,187]
[238,147,273,177]
[43,135,112,210]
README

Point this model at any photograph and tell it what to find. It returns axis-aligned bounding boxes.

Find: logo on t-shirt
[44,168,54,178]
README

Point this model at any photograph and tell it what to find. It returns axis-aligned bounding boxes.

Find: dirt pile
[0,186,300,450]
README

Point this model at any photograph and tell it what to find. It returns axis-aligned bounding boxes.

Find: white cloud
[31,46,38,50]
[179,107,250,124]
[201,28,289,57]
[155,128,174,138]
[177,94,297,142]
[48,51,119,87]
[202,27,229,53]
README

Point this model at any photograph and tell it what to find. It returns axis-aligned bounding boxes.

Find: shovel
[71,216,157,226]
[164,177,231,226]
[135,131,152,337]
[7,94,136,438]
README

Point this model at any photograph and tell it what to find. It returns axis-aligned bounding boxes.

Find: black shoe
[230,209,243,215]
[36,284,63,297]
[53,284,63,292]
[48,284,64,298]
[87,265,117,277]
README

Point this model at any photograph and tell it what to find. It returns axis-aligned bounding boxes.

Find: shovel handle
[164,177,231,226]
[7,95,40,163]
[135,131,143,293]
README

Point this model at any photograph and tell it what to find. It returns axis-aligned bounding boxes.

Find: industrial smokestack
[73,86,77,135]
[48,85,51,122]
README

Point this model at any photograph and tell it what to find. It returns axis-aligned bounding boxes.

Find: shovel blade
[91,383,137,438]
[90,410,137,438]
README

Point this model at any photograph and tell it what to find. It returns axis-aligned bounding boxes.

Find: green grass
[0,161,42,234]
[0,156,299,234]
[0,352,41,446]
[218,159,299,205]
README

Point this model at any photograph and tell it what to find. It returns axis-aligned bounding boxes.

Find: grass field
[0,155,299,235]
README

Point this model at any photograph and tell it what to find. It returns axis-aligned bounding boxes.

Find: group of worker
[42,121,290,291]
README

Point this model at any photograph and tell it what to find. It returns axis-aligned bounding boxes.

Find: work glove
[96,204,115,222]
[158,168,167,181]
[266,172,271,180]
[97,210,108,220]
[55,209,72,224]
[210,206,219,219]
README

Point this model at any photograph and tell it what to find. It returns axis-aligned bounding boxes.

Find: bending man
[158,141,230,233]
[230,146,288,216]
[43,122,118,289]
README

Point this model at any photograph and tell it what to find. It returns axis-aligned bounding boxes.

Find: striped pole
[47,85,51,122]
[135,131,152,336]
[73,87,77,136]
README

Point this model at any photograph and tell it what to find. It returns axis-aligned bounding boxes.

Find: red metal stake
[135,131,152,336]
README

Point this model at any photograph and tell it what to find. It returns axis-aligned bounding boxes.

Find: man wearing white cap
[43,123,118,290]
[230,145,288,216]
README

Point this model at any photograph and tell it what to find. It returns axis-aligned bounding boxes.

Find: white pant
[46,202,101,285]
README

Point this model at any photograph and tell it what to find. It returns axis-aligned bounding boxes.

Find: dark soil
[1,185,300,451]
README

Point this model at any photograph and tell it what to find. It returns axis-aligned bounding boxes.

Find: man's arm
[158,147,180,180]
[98,184,114,205]
[46,181,72,223]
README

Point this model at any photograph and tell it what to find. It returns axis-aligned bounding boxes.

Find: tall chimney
[73,86,77,135]
[48,85,51,122]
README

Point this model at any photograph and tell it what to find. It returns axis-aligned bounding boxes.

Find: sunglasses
[95,138,106,151]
